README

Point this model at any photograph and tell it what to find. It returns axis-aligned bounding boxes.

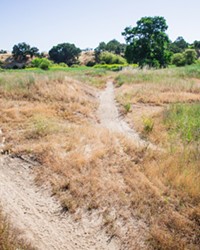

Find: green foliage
[193,40,200,58]
[12,42,39,61]
[99,51,126,64]
[31,58,52,70]
[171,53,186,66]
[164,104,200,143]
[169,36,188,54]
[39,61,50,70]
[59,62,68,67]
[49,43,81,66]
[122,16,171,68]
[124,103,131,113]
[184,49,197,65]
[172,49,197,67]
[143,117,154,133]
[95,39,126,55]
[94,64,126,71]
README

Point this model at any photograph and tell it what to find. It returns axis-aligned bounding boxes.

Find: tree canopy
[49,43,81,66]
[169,36,188,54]
[12,42,39,61]
[95,39,126,55]
[122,16,171,68]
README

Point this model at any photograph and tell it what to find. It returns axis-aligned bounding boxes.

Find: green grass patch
[114,65,200,93]
[94,64,127,71]
[164,103,200,143]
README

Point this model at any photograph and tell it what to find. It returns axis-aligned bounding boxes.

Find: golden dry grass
[0,69,200,249]
[0,207,35,250]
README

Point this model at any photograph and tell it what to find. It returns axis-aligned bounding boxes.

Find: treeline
[1,16,200,69]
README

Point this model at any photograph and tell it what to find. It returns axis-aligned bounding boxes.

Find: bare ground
[0,155,119,250]
[98,81,157,150]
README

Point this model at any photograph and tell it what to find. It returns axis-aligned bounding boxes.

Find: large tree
[95,39,126,55]
[49,43,81,66]
[169,36,188,54]
[12,42,39,61]
[122,16,171,68]
[193,40,200,58]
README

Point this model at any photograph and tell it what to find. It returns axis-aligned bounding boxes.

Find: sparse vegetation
[0,207,35,250]
[0,62,200,249]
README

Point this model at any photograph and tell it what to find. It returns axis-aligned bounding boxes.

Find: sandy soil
[0,155,119,250]
[98,81,156,150]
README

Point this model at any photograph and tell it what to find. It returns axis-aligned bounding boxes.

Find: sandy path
[0,155,119,250]
[0,81,153,250]
[98,81,156,149]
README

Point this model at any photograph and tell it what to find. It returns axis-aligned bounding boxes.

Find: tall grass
[115,64,200,88]
[164,103,200,143]
[0,207,35,250]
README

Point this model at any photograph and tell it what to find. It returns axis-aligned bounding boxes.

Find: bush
[59,62,68,67]
[86,61,96,67]
[99,51,126,64]
[184,49,197,65]
[143,117,154,133]
[171,53,186,66]
[70,64,80,68]
[124,103,131,113]
[31,58,52,70]
[39,61,49,70]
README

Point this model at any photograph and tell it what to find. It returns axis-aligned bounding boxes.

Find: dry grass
[0,69,200,249]
[0,206,35,250]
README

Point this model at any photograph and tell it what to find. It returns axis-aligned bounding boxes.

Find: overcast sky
[1,0,200,52]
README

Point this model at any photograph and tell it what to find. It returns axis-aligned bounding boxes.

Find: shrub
[59,62,68,67]
[86,61,96,67]
[31,58,42,68]
[124,103,131,113]
[184,49,197,65]
[99,51,126,64]
[39,61,49,70]
[70,64,80,68]
[171,53,186,66]
[143,117,154,133]
[31,58,52,70]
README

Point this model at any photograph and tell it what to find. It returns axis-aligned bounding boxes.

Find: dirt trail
[0,81,153,250]
[0,155,119,250]
[98,81,155,148]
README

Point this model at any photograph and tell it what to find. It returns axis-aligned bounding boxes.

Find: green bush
[59,62,68,67]
[124,103,131,113]
[99,51,126,64]
[31,58,52,70]
[172,50,197,67]
[39,61,49,70]
[70,64,80,68]
[184,49,197,65]
[171,53,186,66]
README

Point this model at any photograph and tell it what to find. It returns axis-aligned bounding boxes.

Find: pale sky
[1,0,200,52]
